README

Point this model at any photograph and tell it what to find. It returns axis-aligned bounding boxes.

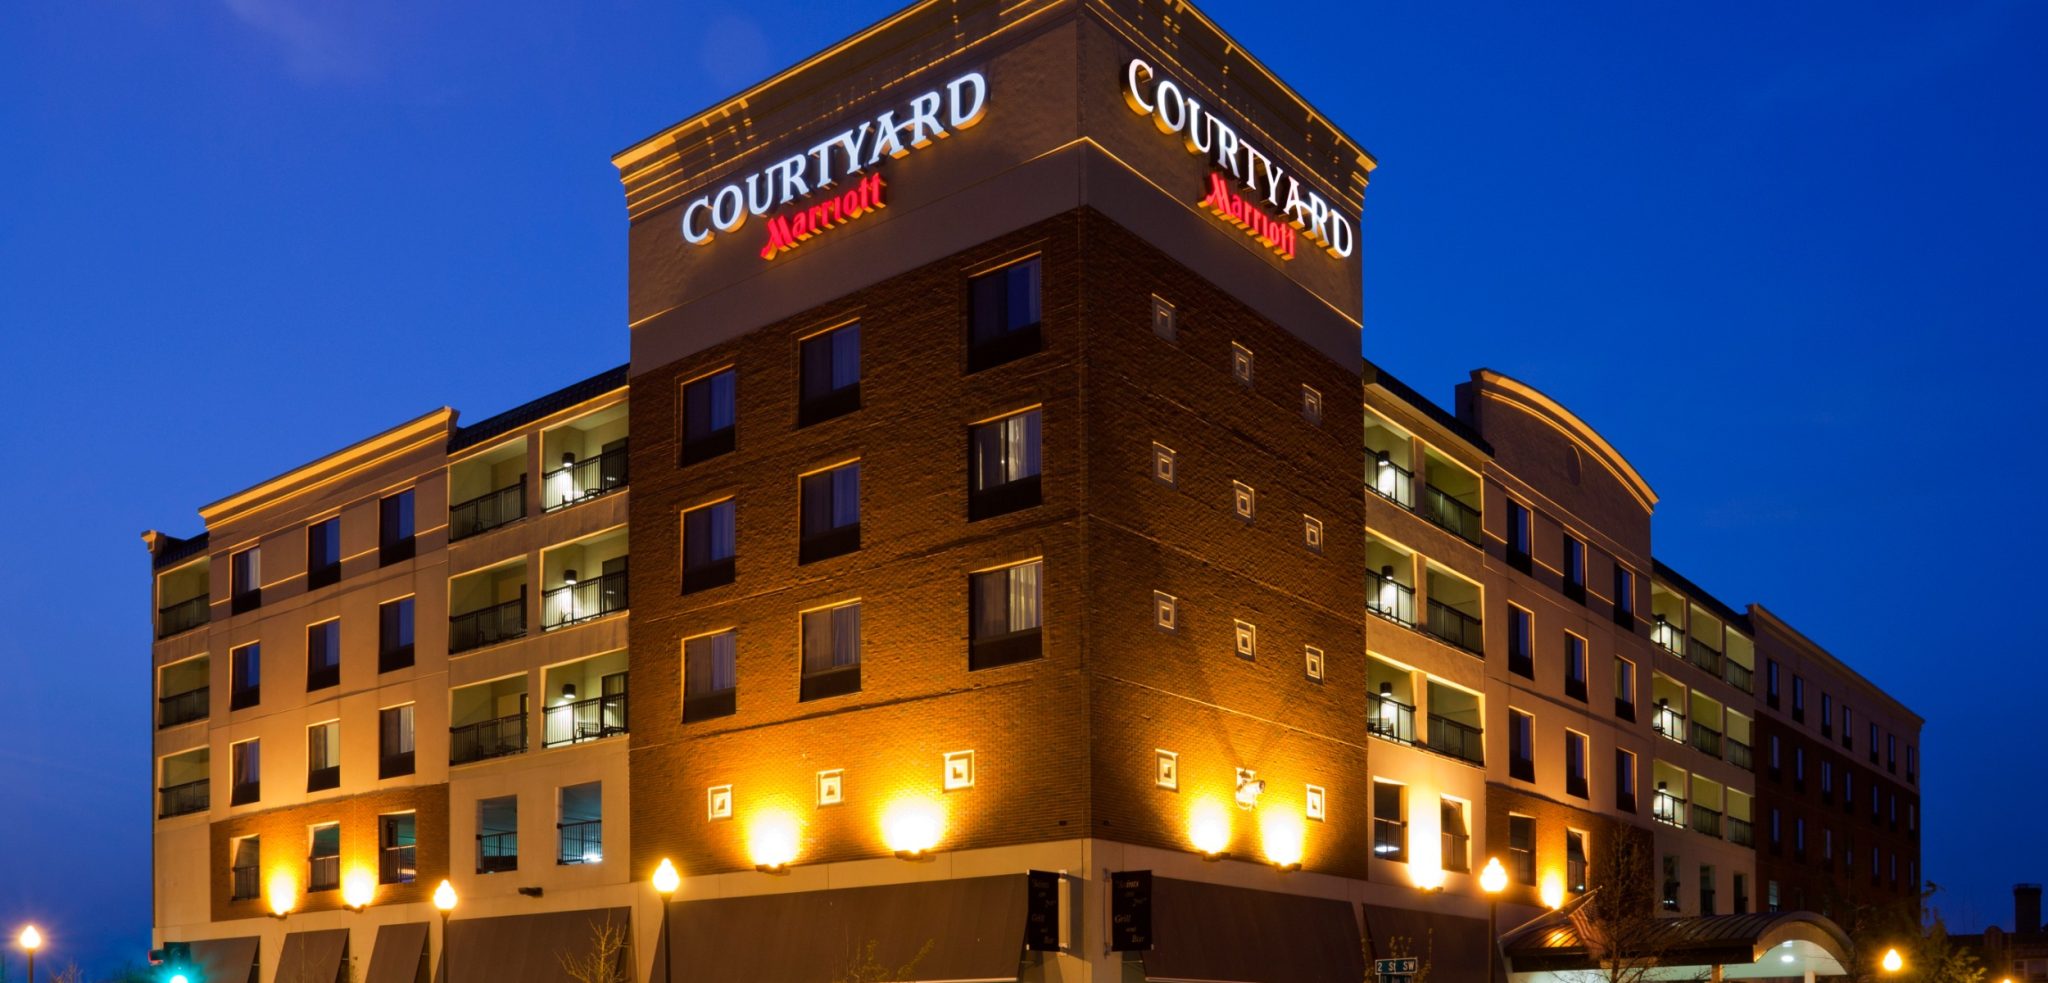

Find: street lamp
[652,858,681,983]
[1880,947,1904,974]
[1479,857,1508,983]
[18,925,40,983]
[433,879,458,983]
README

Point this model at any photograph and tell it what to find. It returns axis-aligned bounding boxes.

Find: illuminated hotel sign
[678,71,988,257]
[1122,59,1356,260]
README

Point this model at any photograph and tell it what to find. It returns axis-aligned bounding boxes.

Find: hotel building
[145,0,1921,979]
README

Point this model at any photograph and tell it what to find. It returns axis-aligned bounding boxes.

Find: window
[1612,565,1635,626]
[1507,607,1533,678]
[1233,621,1256,661]
[230,643,261,710]
[1231,481,1255,521]
[380,489,416,564]
[680,368,737,464]
[1565,731,1588,798]
[1615,748,1638,812]
[970,560,1043,670]
[681,499,737,592]
[1508,709,1535,782]
[1662,856,1680,911]
[798,322,861,426]
[1791,675,1806,722]
[969,409,1042,520]
[1769,734,1781,777]
[800,601,862,701]
[309,823,341,891]
[1151,442,1176,486]
[1301,384,1323,424]
[230,836,260,900]
[379,597,415,672]
[1887,734,1896,773]
[1303,515,1324,553]
[1566,830,1588,894]
[1230,342,1254,386]
[306,619,340,692]
[1371,781,1406,862]
[1821,693,1833,737]
[1770,808,1781,847]
[1563,633,1587,701]
[1562,535,1585,602]
[1869,723,1880,763]
[379,813,416,884]
[307,720,340,792]
[799,462,861,563]
[967,257,1042,372]
[231,545,262,613]
[1795,818,1806,856]
[1304,645,1325,682]
[683,629,737,721]
[230,739,260,805]
[1508,815,1536,885]
[1150,295,1177,341]
[1821,759,1833,797]
[706,785,733,821]
[379,704,416,778]
[1767,880,1780,913]
[1794,746,1805,785]
[1440,799,1469,872]
[1734,872,1750,914]
[1766,660,1781,708]
[1614,657,1637,720]
[558,782,602,865]
[1700,864,1716,915]
[1843,706,1855,749]
[1505,502,1531,572]
[477,796,518,873]
[306,518,342,590]
[1907,744,1916,782]
[1154,591,1177,631]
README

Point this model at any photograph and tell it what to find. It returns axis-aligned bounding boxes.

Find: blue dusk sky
[2,0,2044,974]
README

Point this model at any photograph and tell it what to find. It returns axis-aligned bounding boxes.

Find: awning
[445,907,632,983]
[186,936,258,983]
[276,928,350,983]
[1139,878,1364,983]
[1360,902,1493,982]
[665,875,1027,982]
[363,922,429,983]
[1501,892,1853,980]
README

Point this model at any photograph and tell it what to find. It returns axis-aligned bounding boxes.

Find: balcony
[451,713,528,765]
[1687,638,1724,677]
[451,479,526,541]
[1690,804,1723,837]
[156,595,210,640]
[1366,569,1416,628]
[159,687,209,728]
[1367,691,1416,745]
[451,597,525,654]
[1651,616,1685,657]
[1724,660,1753,692]
[159,779,208,819]
[450,437,528,540]
[542,567,628,631]
[1727,738,1753,770]
[542,442,629,514]
[1425,599,1483,655]
[543,693,627,748]
[1689,722,1723,758]
[1728,816,1755,847]
[1428,716,1484,766]
[1367,451,1415,508]
[1420,484,1482,545]
[557,819,603,865]
[1653,704,1687,744]
[1653,790,1687,828]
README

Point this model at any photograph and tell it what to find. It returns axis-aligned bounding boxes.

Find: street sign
[1376,956,1420,981]
[1109,870,1153,951]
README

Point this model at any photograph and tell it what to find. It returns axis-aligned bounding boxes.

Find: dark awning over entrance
[363,922,429,983]
[663,874,1027,982]
[444,907,632,983]
[186,936,259,983]
[1501,894,1852,980]
[1139,878,1364,983]
[276,928,350,983]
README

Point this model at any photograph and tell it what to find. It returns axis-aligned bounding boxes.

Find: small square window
[1232,481,1256,521]
[707,784,733,821]
[1301,385,1323,424]
[1151,296,1177,342]
[1155,750,1178,790]
[1152,442,1177,486]
[817,770,843,807]
[1303,515,1324,552]
[1304,645,1325,681]
[943,751,975,791]
[1154,591,1178,631]
[1305,784,1327,822]
[1234,621,1256,660]
[1231,343,1254,386]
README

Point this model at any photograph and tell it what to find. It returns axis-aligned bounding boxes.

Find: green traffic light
[169,974,189,983]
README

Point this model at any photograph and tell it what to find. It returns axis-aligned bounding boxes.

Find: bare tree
[47,963,83,983]
[1370,927,1433,983]
[834,938,935,983]
[557,918,631,983]
[1556,829,1706,983]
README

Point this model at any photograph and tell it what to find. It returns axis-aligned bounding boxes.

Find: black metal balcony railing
[1728,817,1755,847]
[159,779,208,818]
[231,864,259,901]
[543,692,628,748]
[309,855,339,892]
[1427,716,1485,767]
[1653,791,1687,828]
[1653,705,1687,743]
[1727,738,1753,770]
[1688,639,1724,676]
[380,642,415,674]
[450,713,528,765]
[1510,754,1535,783]
[542,569,629,631]
[1365,572,1416,628]
[1424,599,1484,655]
[558,819,602,865]
[1366,692,1416,745]
[157,595,210,639]
[1690,722,1723,758]
[450,478,526,541]
[542,444,629,513]
[381,845,416,885]
[1420,485,1482,544]
[1367,454,1415,508]
[1690,804,1723,837]
[1724,660,1754,692]
[477,832,518,874]
[1651,619,1685,656]
[450,597,525,654]
[159,687,209,728]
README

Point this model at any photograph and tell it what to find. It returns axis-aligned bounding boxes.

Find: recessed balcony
[449,562,526,655]
[542,651,627,748]
[1418,449,1482,545]
[542,529,628,631]
[155,558,210,639]
[158,655,209,729]
[449,438,527,541]
[542,404,629,513]
[1424,569,1483,656]
[158,747,209,819]
[450,676,529,765]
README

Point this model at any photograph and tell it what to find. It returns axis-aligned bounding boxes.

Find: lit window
[558,782,602,865]
[1304,645,1325,682]
[707,784,733,821]
[1372,780,1406,861]
[1563,633,1587,701]
[944,751,976,791]
[970,409,1043,520]
[1303,515,1324,553]
[1152,442,1176,485]
[1155,751,1178,790]
[230,642,261,710]
[798,322,862,427]
[1233,620,1256,660]
[1230,342,1254,386]
[967,257,1043,372]
[1232,481,1255,521]
[378,813,415,884]
[1565,730,1588,798]
[799,461,861,563]
[817,770,843,807]
[970,559,1043,670]
[1508,709,1534,782]
[230,836,261,900]
[230,738,261,805]
[1305,784,1327,822]
[1505,502,1531,567]
[1440,799,1470,872]
[1509,815,1535,884]
[231,545,262,613]
[476,797,517,874]
[1301,384,1323,424]
[1154,591,1177,631]
[1151,295,1177,342]
[1566,830,1588,894]
[680,368,737,465]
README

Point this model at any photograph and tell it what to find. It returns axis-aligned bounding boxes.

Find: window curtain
[973,411,1040,490]
[686,502,735,566]
[382,706,415,756]
[233,743,259,785]
[972,562,1040,639]
[802,325,860,398]
[310,722,336,770]
[686,371,735,437]
[685,632,736,695]
[802,466,859,536]
[233,837,259,868]
[803,605,860,673]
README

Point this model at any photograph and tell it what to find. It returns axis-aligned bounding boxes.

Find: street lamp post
[652,859,681,983]
[433,879,458,983]
[17,925,40,983]
[1479,857,1508,983]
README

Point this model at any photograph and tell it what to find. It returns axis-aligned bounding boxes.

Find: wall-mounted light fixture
[341,869,375,912]
[1188,799,1231,860]
[1260,811,1304,872]
[881,799,942,861]
[749,811,800,874]
[1234,769,1265,810]
[1539,872,1566,910]
[266,873,297,919]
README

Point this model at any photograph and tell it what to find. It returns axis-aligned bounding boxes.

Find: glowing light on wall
[881,798,943,859]
[1539,872,1566,910]
[341,869,376,911]
[1187,798,1232,858]
[267,872,297,918]
[748,810,802,872]
[1260,810,1304,871]
[1411,865,1446,891]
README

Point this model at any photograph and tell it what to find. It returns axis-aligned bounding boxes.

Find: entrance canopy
[1501,895,1853,980]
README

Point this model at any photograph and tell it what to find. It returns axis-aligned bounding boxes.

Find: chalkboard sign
[1110,870,1153,951]
[1026,870,1061,951]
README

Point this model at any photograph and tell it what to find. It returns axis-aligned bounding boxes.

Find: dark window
[306,620,340,692]
[1567,830,1588,894]
[1562,535,1586,602]
[1869,723,1880,764]
[1887,735,1896,773]
[683,630,737,721]
[1700,864,1716,915]
[1505,502,1532,573]
[1735,873,1749,914]
[307,518,341,590]
[1662,856,1681,911]
[1615,748,1637,812]
[1508,816,1536,885]
[1907,744,1916,783]
[558,782,603,865]
[1565,731,1588,798]
[1614,657,1636,721]
[379,597,415,673]
[379,813,416,884]
[1821,693,1833,737]
[1507,608,1533,678]
[309,823,341,892]
[1372,781,1406,862]
[681,500,736,592]
[1612,565,1635,628]
[1563,634,1587,702]
[680,369,737,465]
[799,463,861,563]
[380,490,416,564]
[1766,660,1780,708]
[1792,675,1806,722]
[1509,709,1535,782]
[379,705,416,778]
[230,837,261,900]
[477,796,518,874]
[800,602,861,701]
[230,643,261,710]
[1843,706,1854,750]
[231,546,262,613]
[231,739,260,805]
[966,258,1043,372]
[970,560,1043,670]
[307,721,339,792]
[798,323,861,426]
[968,409,1042,520]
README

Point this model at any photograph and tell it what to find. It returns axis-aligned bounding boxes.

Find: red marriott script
[760,173,887,260]
[1198,172,1295,260]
